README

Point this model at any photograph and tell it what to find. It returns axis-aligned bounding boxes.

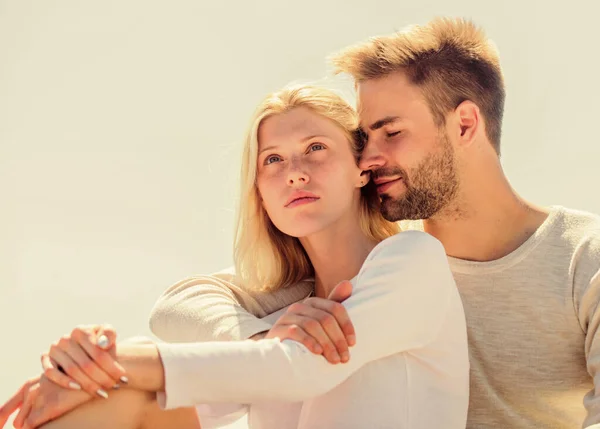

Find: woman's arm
[117,231,461,407]
[148,269,313,342]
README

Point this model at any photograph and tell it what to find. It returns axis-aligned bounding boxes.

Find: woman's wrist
[115,343,165,392]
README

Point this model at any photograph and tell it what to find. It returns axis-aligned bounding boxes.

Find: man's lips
[374,178,403,193]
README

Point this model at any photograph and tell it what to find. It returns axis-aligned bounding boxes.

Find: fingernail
[340,352,350,363]
[96,389,109,399]
[68,381,82,390]
[96,335,110,349]
[331,353,341,364]
[314,344,323,354]
[113,384,120,390]
[120,376,129,384]
[347,334,356,346]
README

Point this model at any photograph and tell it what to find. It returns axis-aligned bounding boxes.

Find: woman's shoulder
[354,231,451,287]
[353,232,456,309]
[368,230,446,261]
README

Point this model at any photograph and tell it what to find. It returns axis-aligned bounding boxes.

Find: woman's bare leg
[39,389,200,429]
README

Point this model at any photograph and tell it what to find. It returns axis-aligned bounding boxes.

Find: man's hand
[264,280,355,364]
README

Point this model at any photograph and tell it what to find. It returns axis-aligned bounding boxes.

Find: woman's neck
[299,213,378,298]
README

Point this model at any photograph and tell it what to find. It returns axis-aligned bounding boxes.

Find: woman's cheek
[306,156,334,178]
[257,175,282,212]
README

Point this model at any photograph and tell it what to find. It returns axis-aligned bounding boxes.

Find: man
[2,16,598,429]
[150,17,600,428]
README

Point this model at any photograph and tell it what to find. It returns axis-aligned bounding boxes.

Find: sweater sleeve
[579,267,600,428]
[148,269,313,342]
[156,231,457,408]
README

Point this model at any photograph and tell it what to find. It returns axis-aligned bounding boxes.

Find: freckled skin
[256,107,365,238]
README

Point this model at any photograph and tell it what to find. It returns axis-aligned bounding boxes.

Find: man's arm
[579,267,600,428]
[148,232,461,407]
[148,269,313,342]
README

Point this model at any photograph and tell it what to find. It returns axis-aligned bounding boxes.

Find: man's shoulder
[555,206,600,247]
[559,206,600,228]
[553,206,600,276]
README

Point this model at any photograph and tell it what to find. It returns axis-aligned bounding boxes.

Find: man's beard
[373,134,459,222]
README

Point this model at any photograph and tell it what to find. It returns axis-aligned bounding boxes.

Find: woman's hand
[0,377,37,428]
[264,280,355,364]
[11,375,91,429]
[40,325,128,399]
[0,375,89,429]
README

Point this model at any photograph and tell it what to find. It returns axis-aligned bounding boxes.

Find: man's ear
[453,100,480,146]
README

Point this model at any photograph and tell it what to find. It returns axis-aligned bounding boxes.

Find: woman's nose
[287,167,310,186]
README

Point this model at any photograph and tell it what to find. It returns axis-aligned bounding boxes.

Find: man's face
[357,71,459,221]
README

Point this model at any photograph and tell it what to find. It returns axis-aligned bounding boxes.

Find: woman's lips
[286,197,320,208]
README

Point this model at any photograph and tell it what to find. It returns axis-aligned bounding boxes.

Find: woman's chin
[278,223,325,239]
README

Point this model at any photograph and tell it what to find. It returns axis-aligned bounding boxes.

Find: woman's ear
[358,171,370,188]
[256,187,264,204]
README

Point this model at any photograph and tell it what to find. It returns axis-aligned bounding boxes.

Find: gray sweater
[149,206,600,429]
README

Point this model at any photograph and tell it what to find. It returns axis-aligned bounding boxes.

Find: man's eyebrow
[368,116,401,131]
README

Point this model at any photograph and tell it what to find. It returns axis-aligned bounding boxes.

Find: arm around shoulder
[155,231,460,407]
[148,270,312,342]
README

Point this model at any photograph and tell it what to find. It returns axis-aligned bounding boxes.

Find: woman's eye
[386,131,401,138]
[309,143,325,152]
[265,155,282,165]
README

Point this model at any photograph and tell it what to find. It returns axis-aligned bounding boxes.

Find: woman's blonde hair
[234,84,399,292]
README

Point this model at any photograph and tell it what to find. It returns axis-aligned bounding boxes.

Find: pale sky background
[1,0,599,426]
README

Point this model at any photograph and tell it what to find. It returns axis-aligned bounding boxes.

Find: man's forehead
[357,83,397,122]
[357,83,425,130]
[357,98,398,130]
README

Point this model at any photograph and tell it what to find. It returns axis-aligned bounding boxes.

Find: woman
[8,84,469,429]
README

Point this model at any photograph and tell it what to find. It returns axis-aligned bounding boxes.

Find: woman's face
[256,106,365,238]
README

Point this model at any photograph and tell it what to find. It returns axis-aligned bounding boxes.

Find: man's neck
[300,214,377,298]
[423,174,549,262]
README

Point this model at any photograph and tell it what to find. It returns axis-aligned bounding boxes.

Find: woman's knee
[139,403,201,429]
[39,388,154,429]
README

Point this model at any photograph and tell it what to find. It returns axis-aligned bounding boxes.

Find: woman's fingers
[267,320,323,355]
[49,341,110,398]
[0,378,36,427]
[295,302,352,362]
[41,353,82,391]
[266,307,345,364]
[24,376,91,429]
[297,305,350,363]
[266,313,323,354]
[72,326,128,385]
[13,382,38,428]
[304,297,356,346]
[94,324,117,351]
